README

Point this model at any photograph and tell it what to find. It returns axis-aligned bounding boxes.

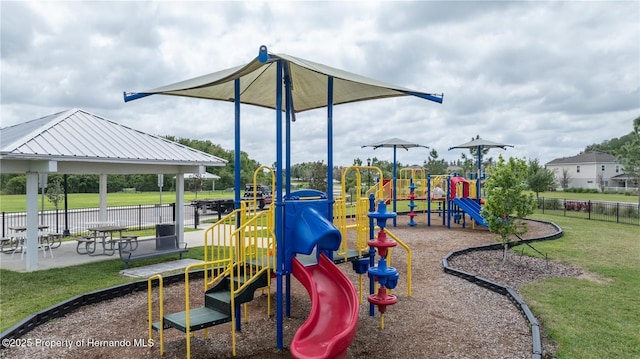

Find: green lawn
[0,190,234,212]
[518,214,640,359]
[0,246,207,332]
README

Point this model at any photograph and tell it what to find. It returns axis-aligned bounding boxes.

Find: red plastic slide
[291,253,359,359]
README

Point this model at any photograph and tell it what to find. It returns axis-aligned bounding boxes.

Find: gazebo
[0,108,227,271]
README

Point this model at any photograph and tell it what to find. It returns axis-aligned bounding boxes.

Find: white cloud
[1,0,638,170]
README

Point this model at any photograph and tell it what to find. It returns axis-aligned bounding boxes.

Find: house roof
[0,108,227,175]
[610,173,636,181]
[545,151,618,166]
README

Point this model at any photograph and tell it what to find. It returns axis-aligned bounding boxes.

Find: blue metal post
[393,145,397,227]
[477,145,482,203]
[327,77,334,221]
[427,174,431,227]
[446,176,451,228]
[285,63,292,197]
[284,64,292,318]
[275,60,284,350]
[233,78,242,332]
[368,193,376,316]
[234,79,241,210]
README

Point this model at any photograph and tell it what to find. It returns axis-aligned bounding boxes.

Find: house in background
[545,151,633,191]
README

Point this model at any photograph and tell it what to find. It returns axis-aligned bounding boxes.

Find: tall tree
[458,152,474,177]
[45,178,64,210]
[308,161,328,192]
[424,149,448,175]
[616,115,640,204]
[559,168,572,190]
[482,155,536,262]
[526,158,556,198]
[468,134,489,174]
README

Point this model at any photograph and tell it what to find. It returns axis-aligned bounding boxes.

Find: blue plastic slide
[452,197,488,227]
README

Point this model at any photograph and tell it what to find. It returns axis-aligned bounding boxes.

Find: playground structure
[128,46,440,358]
[145,165,493,358]
[362,171,489,229]
[425,174,488,228]
[146,168,413,358]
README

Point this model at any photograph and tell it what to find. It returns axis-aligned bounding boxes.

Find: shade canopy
[448,137,514,203]
[362,137,429,151]
[448,138,514,151]
[124,51,443,113]
[362,137,429,227]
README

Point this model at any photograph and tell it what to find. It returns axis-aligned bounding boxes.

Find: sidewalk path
[0,230,206,273]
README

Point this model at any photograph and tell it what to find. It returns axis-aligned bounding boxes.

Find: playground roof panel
[124,52,443,112]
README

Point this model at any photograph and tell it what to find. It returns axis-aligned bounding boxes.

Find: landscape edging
[0,270,206,346]
[442,218,564,359]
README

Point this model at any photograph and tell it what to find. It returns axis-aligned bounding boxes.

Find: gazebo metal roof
[0,108,227,174]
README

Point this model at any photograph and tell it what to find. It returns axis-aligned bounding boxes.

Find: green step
[154,307,231,333]
[205,290,231,313]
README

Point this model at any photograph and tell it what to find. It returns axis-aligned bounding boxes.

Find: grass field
[0,190,234,212]
[519,214,640,359]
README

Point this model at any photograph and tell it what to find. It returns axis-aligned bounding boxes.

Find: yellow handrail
[147,274,164,356]
[183,259,233,359]
[196,205,274,358]
[381,228,412,297]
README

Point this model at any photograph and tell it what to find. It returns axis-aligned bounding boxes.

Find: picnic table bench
[117,234,188,268]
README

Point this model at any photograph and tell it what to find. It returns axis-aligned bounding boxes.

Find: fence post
[55,208,60,234]
[616,202,619,224]
[138,204,142,231]
[193,205,199,229]
[1,212,4,237]
[563,199,566,217]
[588,200,591,220]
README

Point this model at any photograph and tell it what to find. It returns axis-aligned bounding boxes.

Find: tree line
[2,116,638,200]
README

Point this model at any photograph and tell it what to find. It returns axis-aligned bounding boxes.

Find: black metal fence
[536,197,640,226]
[0,203,208,237]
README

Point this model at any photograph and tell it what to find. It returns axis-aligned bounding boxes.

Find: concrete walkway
[0,230,206,273]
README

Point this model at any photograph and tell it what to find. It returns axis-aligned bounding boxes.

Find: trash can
[155,224,176,250]
[156,223,175,237]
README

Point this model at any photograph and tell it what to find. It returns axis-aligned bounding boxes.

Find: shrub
[540,198,561,210]
[621,204,640,219]
[564,200,591,212]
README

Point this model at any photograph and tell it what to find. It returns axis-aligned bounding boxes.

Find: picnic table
[84,225,130,256]
[8,225,50,232]
[4,230,58,258]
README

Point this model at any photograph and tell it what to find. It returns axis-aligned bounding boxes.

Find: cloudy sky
[1,1,639,169]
